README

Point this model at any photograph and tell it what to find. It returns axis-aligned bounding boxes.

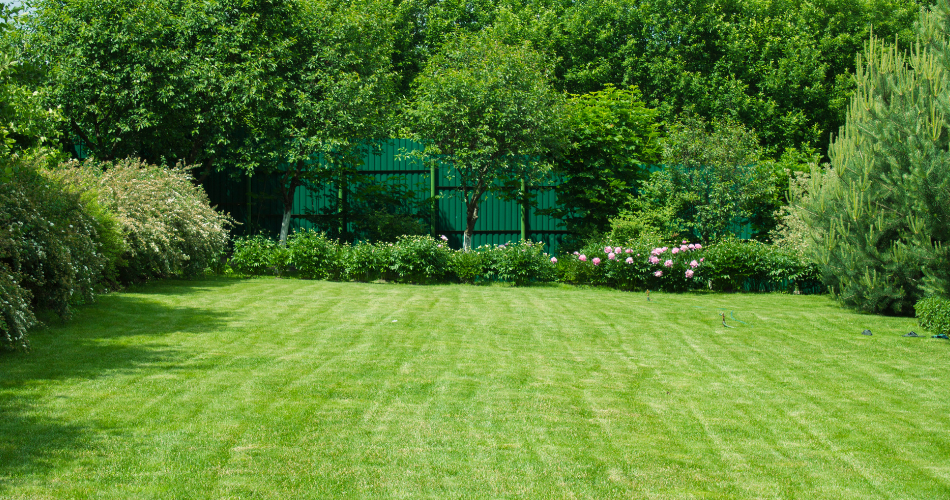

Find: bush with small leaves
[389,235,451,284]
[56,159,233,282]
[228,235,281,276]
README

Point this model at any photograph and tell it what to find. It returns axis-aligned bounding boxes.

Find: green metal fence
[201,139,755,253]
[203,139,571,252]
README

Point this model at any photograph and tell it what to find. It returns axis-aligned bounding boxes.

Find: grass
[1,277,947,499]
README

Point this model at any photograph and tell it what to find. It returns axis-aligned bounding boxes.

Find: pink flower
[680,245,688,252]
[593,257,601,265]
[682,240,688,244]
[608,252,616,260]
[671,247,680,255]
[654,270,663,277]
[579,255,587,262]
[700,257,705,262]
[685,269,694,278]
[604,246,612,254]
[625,248,633,254]
[695,244,703,250]
[664,259,673,267]
[649,255,660,264]
[551,257,557,263]
[625,257,634,264]
[690,260,699,268]
[437,244,443,248]
[573,251,579,256]
[688,243,696,250]
[440,234,448,241]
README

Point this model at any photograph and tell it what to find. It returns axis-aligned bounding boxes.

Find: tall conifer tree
[801,1,950,315]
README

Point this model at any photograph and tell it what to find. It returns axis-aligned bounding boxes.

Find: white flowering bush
[57,159,233,281]
[0,158,106,348]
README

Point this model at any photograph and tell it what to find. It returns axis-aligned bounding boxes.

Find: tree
[404,30,564,251]
[800,0,950,315]
[0,4,61,168]
[542,85,661,238]
[12,0,257,176]
[231,0,395,245]
[628,115,793,243]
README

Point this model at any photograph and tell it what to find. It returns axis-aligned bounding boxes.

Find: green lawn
[1,278,947,499]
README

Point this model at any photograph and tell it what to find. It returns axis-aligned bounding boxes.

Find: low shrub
[559,237,708,292]
[449,249,485,284]
[390,235,451,284]
[482,240,554,286]
[287,229,343,280]
[56,158,232,282]
[702,237,818,292]
[343,241,393,282]
[229,235,281,276]
[916,296,950,335]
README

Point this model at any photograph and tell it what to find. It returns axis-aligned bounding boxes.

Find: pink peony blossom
[573,251,579,256]
[680,245,688,252]
[682,240,688,244]
[649,255,660,264]
[608,252,616,260]
[664,259,673,267]
[551,257,557,263]
[438,244,443,248]
[604,246,612,254]
[654,270,663,277]
[579,254,587,262]
[625,257,634,264]
[671,247,680,255]
[695,244,702,250]
[593,257,601,265]
[685,269,694,278]
[625,248,633,254]
[440,234,449,241]
[690,260,699,268]
[688,243,696,250]
[700,257,705,262]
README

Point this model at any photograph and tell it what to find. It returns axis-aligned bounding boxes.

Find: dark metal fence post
[520,177,528,241]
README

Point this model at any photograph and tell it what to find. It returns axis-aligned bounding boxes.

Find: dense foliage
[405,29,564,250]
[544,85,661,238]
[916,296,950,336]
[800,1,950,315]
[56,159,233,282]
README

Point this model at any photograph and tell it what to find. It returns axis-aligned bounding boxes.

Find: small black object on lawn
[903,331,920,337]
[861,329,873,336]
[933,334,950,340]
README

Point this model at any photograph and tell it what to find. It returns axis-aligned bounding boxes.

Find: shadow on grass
[0,291,232,491]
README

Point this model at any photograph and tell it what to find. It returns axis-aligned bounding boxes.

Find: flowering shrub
[389,235,452,284]
[558,238,707,291]
[57,159,233,282]
[482,240,554,286]
[1,161,105,325]
[0,263,36,351]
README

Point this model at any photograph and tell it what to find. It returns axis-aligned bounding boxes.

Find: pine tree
[801,1,950,315]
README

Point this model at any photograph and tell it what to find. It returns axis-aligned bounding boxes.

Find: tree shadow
[0,291,232,491]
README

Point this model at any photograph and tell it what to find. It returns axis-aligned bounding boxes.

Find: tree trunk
[464,201,479,252]
[279,206,293,247]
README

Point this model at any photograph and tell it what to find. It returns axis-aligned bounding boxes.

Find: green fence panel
[202,142,756,255]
